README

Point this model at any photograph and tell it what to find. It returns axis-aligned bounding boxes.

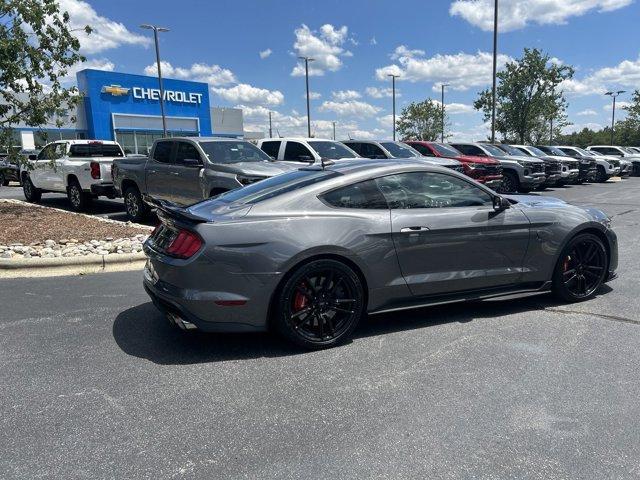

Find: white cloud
[60,58,115,85]
[376,49,512,90]
[318,100,382,118]
[576,109,598,116]
[449,0,632,32]
[307,91,322,100]
[332,90,361,101]
[561,55,640,96]
[370,37,378,45]
[259,48,273,59]
[390,45,425,60]
[562,122,604,134]
[58,0,151,54]
[291,24,351,76]
[144,62,236,86]
[348,128,388,140]
[377,114,395,129]
[446,102,476,114]
[366,87,395,98]
[212,84,284,106]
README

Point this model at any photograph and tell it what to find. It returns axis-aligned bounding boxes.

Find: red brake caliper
[293,282,309,311]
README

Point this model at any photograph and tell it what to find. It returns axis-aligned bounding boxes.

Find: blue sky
[62,0,640,140]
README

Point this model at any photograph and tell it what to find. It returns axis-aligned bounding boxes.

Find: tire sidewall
[124,187,147,222]
[552,233,608,302]
[274,259,365,349]
[22,175,40,202]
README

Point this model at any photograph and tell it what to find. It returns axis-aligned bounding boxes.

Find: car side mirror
[493,195,510,212]
[28,154,37,160]
[182,158,202,167]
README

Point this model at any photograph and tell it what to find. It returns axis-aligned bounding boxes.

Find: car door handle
[148,169,157,174]
[400,226,430,233]
[170,172,180,176]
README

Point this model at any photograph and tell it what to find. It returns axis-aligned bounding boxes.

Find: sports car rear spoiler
[143,195,208,224]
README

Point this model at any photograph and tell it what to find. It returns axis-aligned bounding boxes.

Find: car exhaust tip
[167,312,198,331]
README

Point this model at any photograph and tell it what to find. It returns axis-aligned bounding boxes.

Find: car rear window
[216,169,341,204]
[68,143,124,157]
[308,141,357,159]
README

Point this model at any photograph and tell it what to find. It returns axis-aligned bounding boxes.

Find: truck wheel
[499,171,519,193]
[67,180,92,211]
[22,175,42,203]
[124,186,149,222]
[0,172,7,186]
[596,166,608,183]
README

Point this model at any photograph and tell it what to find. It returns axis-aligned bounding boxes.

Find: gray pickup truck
[112,137,294,221]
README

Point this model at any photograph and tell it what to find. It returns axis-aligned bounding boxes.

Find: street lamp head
[387,73,400,79]
[298,56,315,62]
[140,24,153,30]
[617,90,626,95]
[140,24,169,32]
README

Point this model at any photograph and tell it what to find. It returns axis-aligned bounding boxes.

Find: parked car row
[14,137,640,223]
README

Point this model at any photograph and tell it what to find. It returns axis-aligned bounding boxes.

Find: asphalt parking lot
[1,178,639,479]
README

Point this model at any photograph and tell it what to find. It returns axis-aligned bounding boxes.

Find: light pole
[332,121,336,140]
[268,111,273,138]
[140,24,170,137]
[440,83,449,143]
[605,90,626,145]
[298,56,315,137]
[490,0,498,143]
[388,74,399,140]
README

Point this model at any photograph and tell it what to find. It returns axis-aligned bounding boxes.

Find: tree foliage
[474,48,574,144]
[397,99,450,141]
[0,0,90,155]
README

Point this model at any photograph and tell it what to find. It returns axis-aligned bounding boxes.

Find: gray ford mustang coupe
[143,159,618,349]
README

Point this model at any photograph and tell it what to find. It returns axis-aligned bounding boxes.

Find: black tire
[499,171,519,193]
[22,174,41,203]
[552,233,608,303]
[67,179,92,211]
[123,186,149,222]
[0,172,7,186]
[274,259,365,349]
[596,166,608,183]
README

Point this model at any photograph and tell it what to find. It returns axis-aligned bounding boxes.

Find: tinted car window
[343,142,362,155]
[496,144,523,156]
[380,142,419,158]
[433,143,462,157]
[376,171,493,209]
[153,141,174,163]
[199,141,271,164]
[322,179,388,209]
[284,141,314,161]
[480,144,507,156]
[37,144,56,160]
[308,141,356,159]
[68,143,124,157]
[260,141,281,159]
[409,143,434,156]
[174,142,201,164]
[216,169,341,204]
[452,144,484,156]
[360,143,386,158]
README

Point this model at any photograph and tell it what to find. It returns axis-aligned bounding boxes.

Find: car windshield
[380,142,420,158]
[308,141,356,159]
[480,144,506,156]
[623,147,637,154]
[574,147,594,156]
[215,169,341,204]
[199,141,272,164]
[433,143,462,156]
[495,144,521,155]
[523,146,547,157]
[544,146,567,156]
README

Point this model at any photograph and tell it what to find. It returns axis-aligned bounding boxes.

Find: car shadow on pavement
[113,288,613,365]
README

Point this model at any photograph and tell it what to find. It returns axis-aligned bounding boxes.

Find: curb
[0,253,147,278]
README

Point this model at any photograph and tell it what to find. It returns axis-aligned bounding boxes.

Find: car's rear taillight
[166,229,203,259]
[90,161,101,179]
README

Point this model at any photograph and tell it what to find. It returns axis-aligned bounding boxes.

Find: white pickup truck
[21,140,125,211]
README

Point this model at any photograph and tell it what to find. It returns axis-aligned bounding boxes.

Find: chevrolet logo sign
[101,84,130,96]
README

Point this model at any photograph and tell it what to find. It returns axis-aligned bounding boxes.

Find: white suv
[587,145,639,176]
[256,138,359,165]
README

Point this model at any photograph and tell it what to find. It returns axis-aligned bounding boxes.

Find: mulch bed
[0,202,151,244]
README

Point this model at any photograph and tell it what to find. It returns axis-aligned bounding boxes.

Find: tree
[0,0,90,158]
[397,99,450,141]
[474,48,574,144]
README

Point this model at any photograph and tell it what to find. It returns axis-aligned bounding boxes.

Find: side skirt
[369,281,552,316]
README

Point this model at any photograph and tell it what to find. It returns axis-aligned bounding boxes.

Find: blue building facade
[76,69,213,154]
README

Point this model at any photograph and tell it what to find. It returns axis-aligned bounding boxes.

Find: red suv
[405,141,503,189]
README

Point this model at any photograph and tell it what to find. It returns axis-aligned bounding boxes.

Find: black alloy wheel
[22,175,41,202]
[275,259,365,349]
[553,233,608,302]
[67,180,91,211]
[124,186,149,222]
[595,166,608,183]
[499,171,518,193]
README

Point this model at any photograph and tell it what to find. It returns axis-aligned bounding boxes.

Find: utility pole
[388,74,399,140]
[441,83,449,143]
[332,121,336,140]
[298,56,315,137]
[605,90,626,145]
[268,111,273,138]
[140,24,170,137]
[490,0,498,143]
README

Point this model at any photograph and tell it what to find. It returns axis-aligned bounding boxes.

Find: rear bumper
[90,183,116,198]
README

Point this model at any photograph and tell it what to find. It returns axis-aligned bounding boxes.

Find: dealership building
[4,69,247,154]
